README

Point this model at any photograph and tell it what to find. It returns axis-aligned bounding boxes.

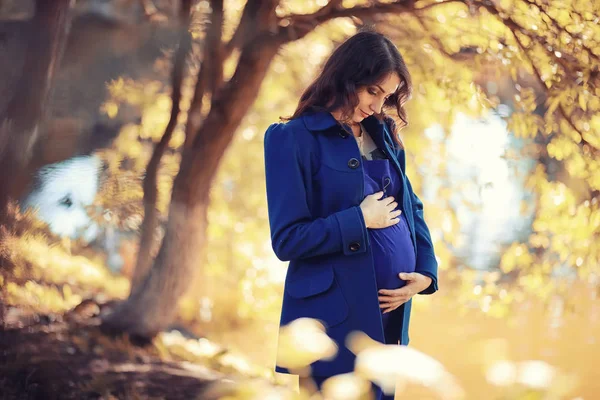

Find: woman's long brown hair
[285,30,413,148]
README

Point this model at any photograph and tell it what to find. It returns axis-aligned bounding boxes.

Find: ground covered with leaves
[0,205,293,399]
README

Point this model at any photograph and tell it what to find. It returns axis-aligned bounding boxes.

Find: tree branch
[482,0,598,150]
[318,0,345,14]
[223,0,280,60]
[412,12,457,59]
[140,0,159,17]
[206,0,224,96]
[276,0,464,43]
[511,28,594,151]
[131,0,193,292]
[478,1,575,72]
[523,0,600,64]
[558,104,597,151]
[184,0,228,147]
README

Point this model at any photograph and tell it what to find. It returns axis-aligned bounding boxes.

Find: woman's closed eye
[368,87,392,101]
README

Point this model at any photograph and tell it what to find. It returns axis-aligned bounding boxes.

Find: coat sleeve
[264,122,370,262]
[405,175,439,295]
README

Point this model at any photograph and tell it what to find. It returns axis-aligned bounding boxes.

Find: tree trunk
[0,0,71,221]
[101,34,282,337]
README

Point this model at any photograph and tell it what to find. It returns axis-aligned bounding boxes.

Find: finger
[382,302,404,313]
[380,295,409,306]
[399,272,417,281]
[379,287,411,296]
[379,295,403,304]
[398,290,414,299]
[372,191,384,199]
[383,197,395,206]
[391,209,402,217]
[390,286,411,297]
[388,299,408,308]
[387,217,400,226]
[398,288,414,298]
[379,291,411,301]
[379,299,410,310]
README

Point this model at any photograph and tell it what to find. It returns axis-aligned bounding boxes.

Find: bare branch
[190,32,282,151]
[224,1,260,57]
[184,63,207,148]
[206,0,224,95]
[184,0,226,147]
[140,0,159,16]
[224,0,280,59]
[277,0,464,43]
[132,0,193,291]
[282,1,410,24]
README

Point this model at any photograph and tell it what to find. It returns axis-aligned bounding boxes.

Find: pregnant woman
[263,30,439,399]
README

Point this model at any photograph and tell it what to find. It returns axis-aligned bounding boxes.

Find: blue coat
[263,111,439,377]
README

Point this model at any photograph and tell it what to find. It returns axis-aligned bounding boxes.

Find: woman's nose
[370,101,383,114]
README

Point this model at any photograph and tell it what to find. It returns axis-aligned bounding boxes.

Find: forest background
[0,0,599,399]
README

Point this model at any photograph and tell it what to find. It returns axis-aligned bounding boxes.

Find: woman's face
[351,72,401,123]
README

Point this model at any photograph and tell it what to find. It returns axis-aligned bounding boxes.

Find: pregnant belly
[368,215,416,291]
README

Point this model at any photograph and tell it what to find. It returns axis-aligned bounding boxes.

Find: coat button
[348,158,360,169]
[349,242,361,252]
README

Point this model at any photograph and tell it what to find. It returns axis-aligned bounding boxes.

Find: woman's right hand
[359,191,402,229]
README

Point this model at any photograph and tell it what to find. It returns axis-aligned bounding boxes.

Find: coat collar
[301,111,400,157]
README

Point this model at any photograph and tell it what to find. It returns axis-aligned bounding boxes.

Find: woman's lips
[360,110,369,118]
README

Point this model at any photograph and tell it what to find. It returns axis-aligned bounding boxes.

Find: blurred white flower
[516,360,556,389]
[321,373,372,400]
[276,318,338,371]
[347,331,464,399]
[487,359,566,392]
[485,360,517,386]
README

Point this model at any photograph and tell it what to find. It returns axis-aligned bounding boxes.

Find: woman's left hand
[378,272,433,314]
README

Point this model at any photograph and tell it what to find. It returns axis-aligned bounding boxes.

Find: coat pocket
[284,265,349,328]
[287,265,334,298]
